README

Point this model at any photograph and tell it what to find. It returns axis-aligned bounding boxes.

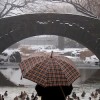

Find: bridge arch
[0,13,100,59]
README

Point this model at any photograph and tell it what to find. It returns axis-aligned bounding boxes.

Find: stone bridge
[0,14,100,59]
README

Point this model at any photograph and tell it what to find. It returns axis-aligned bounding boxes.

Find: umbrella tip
[50,51,53,58]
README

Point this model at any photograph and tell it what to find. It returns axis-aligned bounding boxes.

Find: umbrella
[19,51,80,87]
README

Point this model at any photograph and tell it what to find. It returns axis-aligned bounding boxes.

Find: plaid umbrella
[19,51,80,87]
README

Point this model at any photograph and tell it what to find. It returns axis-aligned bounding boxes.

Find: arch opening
[2,35,99,66]
[1,35,100,86]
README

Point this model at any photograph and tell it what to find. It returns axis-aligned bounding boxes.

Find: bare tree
[83,0,100,17]
[71,0,100,18]
[1,0,99,18]
[0,0,36,18]
[48,0,100,18]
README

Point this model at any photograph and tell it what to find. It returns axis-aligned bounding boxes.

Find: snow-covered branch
[0,0,36,18]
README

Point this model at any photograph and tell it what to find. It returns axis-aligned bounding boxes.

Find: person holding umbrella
[35,84,73,100]
[19,51,80,100]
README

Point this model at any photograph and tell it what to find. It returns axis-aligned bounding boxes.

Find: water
[0,84,100,100]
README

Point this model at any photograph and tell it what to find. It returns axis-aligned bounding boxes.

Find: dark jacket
[35,84,73,100]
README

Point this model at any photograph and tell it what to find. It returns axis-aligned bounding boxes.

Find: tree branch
[0,0,36,18]
[49,0,97,18]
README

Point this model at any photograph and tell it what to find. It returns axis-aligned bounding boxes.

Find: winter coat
[35,84,73,100]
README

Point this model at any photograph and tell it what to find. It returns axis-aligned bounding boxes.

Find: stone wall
[0,71,17,86]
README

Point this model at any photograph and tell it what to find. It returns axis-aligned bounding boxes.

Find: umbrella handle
[60,86,66,100]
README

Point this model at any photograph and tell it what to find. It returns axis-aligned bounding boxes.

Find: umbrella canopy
[19,51,80,87]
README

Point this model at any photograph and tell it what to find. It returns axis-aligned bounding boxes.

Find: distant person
[35,84,73,100]
[4,91,8,96]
